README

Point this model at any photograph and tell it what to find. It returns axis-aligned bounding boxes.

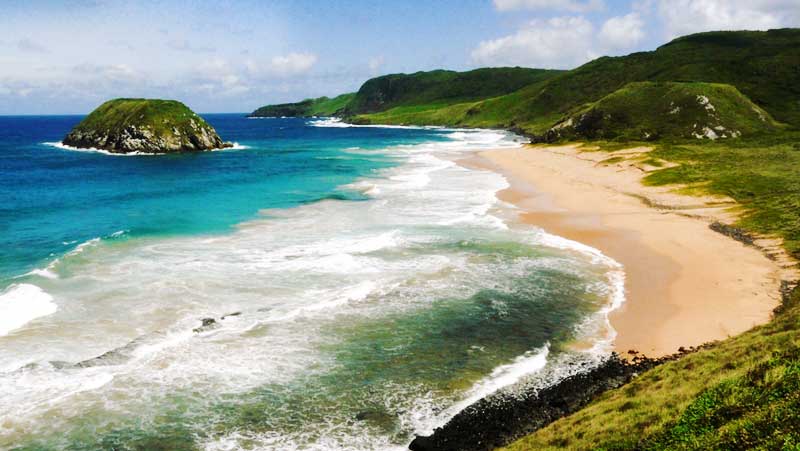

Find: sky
[1,0,799,114]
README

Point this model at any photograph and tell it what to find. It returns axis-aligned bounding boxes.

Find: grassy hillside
[71,98,214,137]
[543,82,780,142]
[343,67,562,114]
[352,29,800,136]
[64,98,230,153]
[501,282,800,450]
[249,67,560,119]
[249,93,355,117]
[498,133,800,450]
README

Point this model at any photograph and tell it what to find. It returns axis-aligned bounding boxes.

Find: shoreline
[473,143,790,358]
[407,142,797,450]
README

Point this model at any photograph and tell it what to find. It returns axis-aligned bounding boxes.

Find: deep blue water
[0,115,454,284]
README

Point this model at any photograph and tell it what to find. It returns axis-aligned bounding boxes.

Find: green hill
[248,93,355,117]
[248,68,562,119]
[64,98,231,154]
[343,67,562,114]
[351,29,800,138]
[251,29,800,137]
[542,81,780,142]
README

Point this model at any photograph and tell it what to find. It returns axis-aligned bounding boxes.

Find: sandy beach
[476,144,793,357]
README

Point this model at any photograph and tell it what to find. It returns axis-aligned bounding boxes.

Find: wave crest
[0,284,57,336]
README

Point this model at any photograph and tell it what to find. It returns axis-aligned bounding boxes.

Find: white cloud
[657,0,800,38]
[471,16,596,69]
[493,0,604,12]
[168,39,215,53]
[241,52,318,80]
[72,63,142,82]
[17,38,49,54]
[193,58,251,96]
[368,56,385,74]
[267,52,317,76]
[599,12,645,50]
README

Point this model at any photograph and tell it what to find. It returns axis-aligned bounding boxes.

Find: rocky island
[63,98,232,154]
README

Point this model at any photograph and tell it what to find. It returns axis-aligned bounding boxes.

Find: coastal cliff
[248,93,355,118]
[248,68,561,119]
[342,29,800,138]
[64,98,232,154]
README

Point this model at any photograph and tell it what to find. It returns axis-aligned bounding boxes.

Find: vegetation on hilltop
[352,29,800,138]
[64,98,230,153]
[248,67,562,119]
[543,82,780,142]
[343,67,562,114]
[248,93,355,117]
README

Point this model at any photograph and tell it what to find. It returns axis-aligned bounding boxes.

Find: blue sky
[1,0,799,114]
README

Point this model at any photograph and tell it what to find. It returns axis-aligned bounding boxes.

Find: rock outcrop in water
[63,98,232,154]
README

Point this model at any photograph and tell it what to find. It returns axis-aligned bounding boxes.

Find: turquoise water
[0,115,453,284]
[0,116,623,450]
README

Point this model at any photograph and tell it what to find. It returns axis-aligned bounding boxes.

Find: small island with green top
[63,98,232,154]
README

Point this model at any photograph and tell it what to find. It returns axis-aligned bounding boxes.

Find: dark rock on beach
[408,349,709,451]
[709,221,756,246]
[193,317,218,333]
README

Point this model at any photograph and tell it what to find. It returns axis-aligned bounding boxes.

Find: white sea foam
[43,141,247,155]
[21,268,59,280]
[305,118,522,143]
[18,234,116,281]
[0,284,57,336]
[43,141,163,156]
[308,117,445,129]
[227,142,250,150]
[6,126,627,450]
[260,281,379,323]
[535,230,626,354]
[443,345,550,422]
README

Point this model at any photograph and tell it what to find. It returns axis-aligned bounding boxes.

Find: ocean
[0,115,623,450]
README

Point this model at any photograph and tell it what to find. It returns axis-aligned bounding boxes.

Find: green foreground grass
[501,134,800,450]
[502,286,800,451]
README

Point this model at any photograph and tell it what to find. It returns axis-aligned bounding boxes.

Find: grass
[308,93,356,116]
[500,283,800,451]
[250,67,562,119]
[641,345,800,450]
[500,133,800,450]
[351,29,800,136]
[343,67,562,115]
[546,82,780,142]
[73,98,214,137]
[249,93,356,117]
[644,134,800,259]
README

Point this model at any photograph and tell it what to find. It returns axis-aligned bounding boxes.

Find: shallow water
[0,116,622,450]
